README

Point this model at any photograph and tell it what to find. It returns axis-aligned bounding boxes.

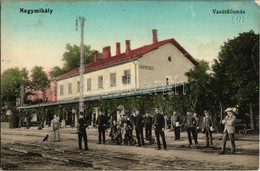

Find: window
[87,78,91,91]
[166,77,170,86]
[110,73,116,87]
[122,70,131,84]
[168,56,172,62]
[98,76,103,89]
[68,83,72,94]
[77,81,80,92]
[59,85,64,96]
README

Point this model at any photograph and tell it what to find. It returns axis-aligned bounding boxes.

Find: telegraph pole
[76,16,86,126]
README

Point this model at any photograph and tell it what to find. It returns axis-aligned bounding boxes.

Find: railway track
[1,129,259,170]
[1,141,175,170]
[3,140,255,170]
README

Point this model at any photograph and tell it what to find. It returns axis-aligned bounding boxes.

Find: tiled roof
[57,38,198,80]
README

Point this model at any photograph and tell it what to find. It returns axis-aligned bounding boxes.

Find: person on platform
[171,111,181,140]
[186,111,198,146]
[154,107,167,150]
[96,110,107,144]
[134,110,145,147]
[77,113,89,151]
[201,111,214,147]
[50,115,60,142]
[109,116,117,141]
[219,108,237,155]
[144,111,153,141]
[193,112,200,143]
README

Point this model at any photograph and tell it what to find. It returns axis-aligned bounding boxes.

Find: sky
[1,0,259,74]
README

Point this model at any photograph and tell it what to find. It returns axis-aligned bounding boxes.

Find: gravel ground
[1,125,259,170]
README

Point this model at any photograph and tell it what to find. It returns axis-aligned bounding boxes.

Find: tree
[212,30,259,130]
[37,107,48,129]
[30,66,50,102]
[185,60,213,115]
[28,66,50,129]
[49,66,64,78]
[1,67,28,105]
[50,44,95,78]
[1,67,29,128]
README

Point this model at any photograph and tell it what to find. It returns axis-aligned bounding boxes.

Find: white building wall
[57,43,195,101]
[137,43,195,89]
[57,61,137,101]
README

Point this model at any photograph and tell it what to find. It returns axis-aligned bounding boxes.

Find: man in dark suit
[171,111,181,140]
[96,110,107,144]
[201,110,214,147]
[77,113,89,151]
[144,111,153,140]
[186,111,198,146]
[134,110,145,147]
[153,107,167,150]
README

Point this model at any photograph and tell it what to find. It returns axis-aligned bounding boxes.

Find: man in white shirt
[219,108,236,154]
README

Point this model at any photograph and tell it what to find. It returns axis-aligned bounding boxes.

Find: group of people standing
[182,110,214,147]
[75,106,237,155]
[93,107,167,150]
[170,108,236,154]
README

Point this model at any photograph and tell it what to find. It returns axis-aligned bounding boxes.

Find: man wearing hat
[96,110,107,144]
[186,111,198,146]
[153,107,167,150]
[77,113,89,152]
[134,109,145,147]
[201,110,214,148]
[220,108,236,154]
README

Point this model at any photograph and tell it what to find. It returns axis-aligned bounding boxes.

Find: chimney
[94,50,99,62]
[152,29,158,44]
[102,46,111,59]
[125,40,131,55]
[116,42,121,56]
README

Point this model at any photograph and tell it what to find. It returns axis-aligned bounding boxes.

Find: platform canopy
[17,83,188,109]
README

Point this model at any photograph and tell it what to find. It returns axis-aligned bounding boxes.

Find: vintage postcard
[1,0,259,170]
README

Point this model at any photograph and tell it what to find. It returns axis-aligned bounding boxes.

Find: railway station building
[18,29,198,128]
